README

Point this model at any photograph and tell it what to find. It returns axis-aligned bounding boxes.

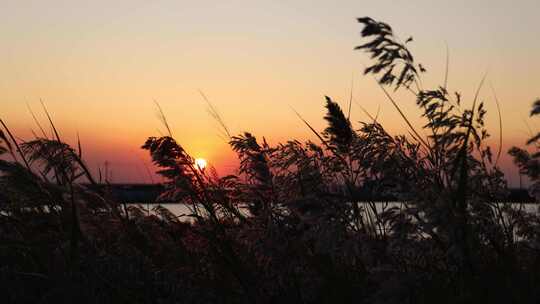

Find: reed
[0,16,539,304]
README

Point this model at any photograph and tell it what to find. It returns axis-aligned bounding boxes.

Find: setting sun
[194,158,207,170]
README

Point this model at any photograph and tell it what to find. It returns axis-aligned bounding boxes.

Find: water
[135,201,540,217]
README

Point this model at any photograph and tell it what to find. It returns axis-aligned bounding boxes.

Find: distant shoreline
[86,183,537,204]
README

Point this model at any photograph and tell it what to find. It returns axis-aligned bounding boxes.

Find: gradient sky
[1,0,539,185]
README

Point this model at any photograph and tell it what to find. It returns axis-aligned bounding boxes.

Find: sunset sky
[1,0,539,185]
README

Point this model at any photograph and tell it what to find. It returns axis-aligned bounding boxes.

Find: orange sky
[1,1,539,186]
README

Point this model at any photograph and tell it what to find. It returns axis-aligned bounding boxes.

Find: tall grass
[0,16,540,303]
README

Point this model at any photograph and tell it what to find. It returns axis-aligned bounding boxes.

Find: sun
[194,158,207,170]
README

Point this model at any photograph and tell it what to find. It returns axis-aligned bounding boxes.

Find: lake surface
[136,202,540,218]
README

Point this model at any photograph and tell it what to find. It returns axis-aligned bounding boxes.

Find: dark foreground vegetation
[2,17,540,303]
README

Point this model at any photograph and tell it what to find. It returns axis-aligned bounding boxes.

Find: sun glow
[195,158,207,170]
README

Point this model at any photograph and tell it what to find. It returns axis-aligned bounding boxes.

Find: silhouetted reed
[1,16,540,304]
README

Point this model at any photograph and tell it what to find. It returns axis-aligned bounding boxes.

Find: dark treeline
[95,184,537,204]
[2,17,540,303]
